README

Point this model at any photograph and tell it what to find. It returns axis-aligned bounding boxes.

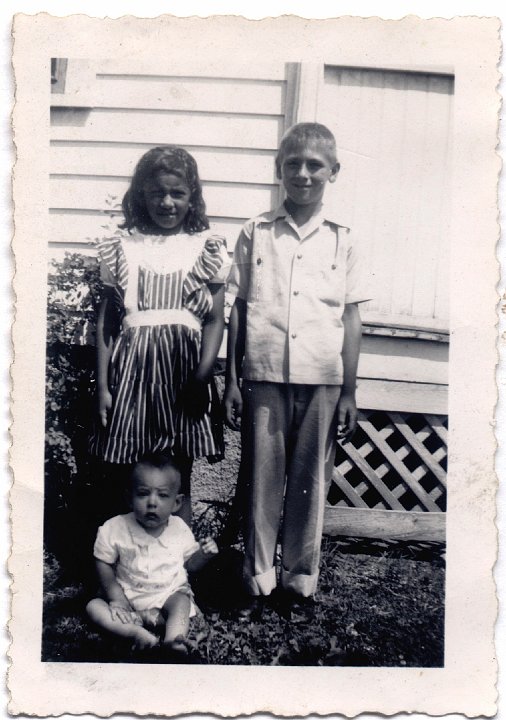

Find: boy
[87,452,218,655]
[224,122,369,614]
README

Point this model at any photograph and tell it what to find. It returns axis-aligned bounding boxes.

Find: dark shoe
[237,595,265,621]
[270,588,316,621]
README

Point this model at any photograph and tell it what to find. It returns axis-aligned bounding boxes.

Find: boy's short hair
[276,122,338,168]
[130,451,182,492]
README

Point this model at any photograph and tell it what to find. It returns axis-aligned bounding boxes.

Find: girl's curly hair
[121,146,209,234]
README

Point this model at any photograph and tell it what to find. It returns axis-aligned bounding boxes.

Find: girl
[87,453,218,656]
[90,146,228,524]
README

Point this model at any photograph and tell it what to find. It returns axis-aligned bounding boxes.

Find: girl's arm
[195,283,225,383]
[223,297,246,430]
[337,302,362,442]
[95,559,136,624]
[183,284,225,418]
[96,287,120,427]
[185,537,219,573]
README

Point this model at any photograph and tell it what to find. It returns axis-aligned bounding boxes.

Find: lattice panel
[328,410,447,513]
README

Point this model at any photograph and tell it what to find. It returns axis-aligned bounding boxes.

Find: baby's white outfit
[94,513,199,613]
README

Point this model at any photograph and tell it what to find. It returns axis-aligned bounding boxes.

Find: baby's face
[131,464,182,536]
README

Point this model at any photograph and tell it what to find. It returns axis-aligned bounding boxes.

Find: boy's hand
[224,382,243,430]
[109,601,141,625]
[98,389,113,428]
[337,391,358,443]
[199,536,219,558]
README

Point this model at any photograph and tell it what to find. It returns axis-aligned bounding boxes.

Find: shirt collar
[125,512,172,548]
[266,202,343,228]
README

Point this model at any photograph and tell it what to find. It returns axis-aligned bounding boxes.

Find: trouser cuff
[243,566,277,596]
[280,567,318,597]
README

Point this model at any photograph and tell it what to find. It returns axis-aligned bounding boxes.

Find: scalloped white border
[4,5,503,720]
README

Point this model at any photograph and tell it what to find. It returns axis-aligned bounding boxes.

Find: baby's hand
[199,537,219,558]
[109,601,141,625]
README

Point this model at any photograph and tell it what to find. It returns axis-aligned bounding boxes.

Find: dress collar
[125,512,172,548]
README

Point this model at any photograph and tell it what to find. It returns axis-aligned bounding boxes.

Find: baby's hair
[276,122,339,169]
[121,146,209,234]
[130,451,182,493]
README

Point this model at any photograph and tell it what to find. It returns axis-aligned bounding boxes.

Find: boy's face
[131,464,183,536]
[277,140,339,208]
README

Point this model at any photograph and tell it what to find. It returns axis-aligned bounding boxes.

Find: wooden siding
[49,60,450,415]
[49,60,289,253]
[319,66,453,332]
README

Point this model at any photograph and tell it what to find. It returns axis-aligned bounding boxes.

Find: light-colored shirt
[227,204,370,385]
[94,513,199,604]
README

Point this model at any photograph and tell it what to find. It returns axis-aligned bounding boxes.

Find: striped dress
[90,231,228,464]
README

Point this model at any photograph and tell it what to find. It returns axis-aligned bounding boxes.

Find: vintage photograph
[43,56,449,668]
[9,13,498,718]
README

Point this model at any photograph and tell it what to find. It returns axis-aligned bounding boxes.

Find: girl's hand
[109,601,140,625]
[181,377,209,419]
[223,382,243,430]
[98,389,113,428]
[199,537,219,558]
[337,390,358,443]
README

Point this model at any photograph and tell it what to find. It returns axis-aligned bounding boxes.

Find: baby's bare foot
[137,608,164,632]
[131,627,159,650]
[164,634,189,655]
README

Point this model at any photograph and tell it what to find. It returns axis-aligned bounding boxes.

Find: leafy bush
[45,252,101,515]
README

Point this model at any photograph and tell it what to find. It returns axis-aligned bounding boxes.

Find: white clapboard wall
[318,66,453,333]
[50,60,451,411]
[50,59,290,254]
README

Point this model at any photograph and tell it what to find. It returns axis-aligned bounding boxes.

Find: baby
[86,452,218,655]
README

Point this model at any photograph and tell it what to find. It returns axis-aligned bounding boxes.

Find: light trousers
[240,381,341,597]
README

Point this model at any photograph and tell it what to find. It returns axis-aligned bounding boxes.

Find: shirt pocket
[314,265,346,307]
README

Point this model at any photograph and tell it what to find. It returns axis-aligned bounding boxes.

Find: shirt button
[291,332,297,339]
[297,253,302,259]
[293,290,299,296]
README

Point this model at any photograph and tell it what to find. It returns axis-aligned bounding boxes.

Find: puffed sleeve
[344,228,373,305]
[208,240,231,284]
[93,516,121,565]
[96,236,128,293]
[226,220,254,300]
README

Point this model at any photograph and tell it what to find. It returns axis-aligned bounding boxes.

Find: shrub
[45,252,101,515]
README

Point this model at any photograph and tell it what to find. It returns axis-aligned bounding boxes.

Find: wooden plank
[362,324,448,343]
[358,335,448,385]
[339,442,405,510]
[360,311,449,334]
[50,143,278,185]
[49,176,278,220]
[323,506,446,542]
[88,75,285,116]
[48,212,245,251]
[50,108,283,150]
[330,469,369,508]
[356,379,448,415]
[96,59,287,81]
[388,411,447,487]
[358,416,441,511]
[424,413,448,443]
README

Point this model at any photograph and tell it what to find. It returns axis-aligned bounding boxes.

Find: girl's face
[131,464,183,537]
[143,171,192,234]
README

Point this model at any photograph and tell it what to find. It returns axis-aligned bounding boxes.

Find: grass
[42,379,445,667]
[42,521,445,667]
